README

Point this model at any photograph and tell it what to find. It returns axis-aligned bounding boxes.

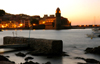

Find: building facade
[39,7,71,29]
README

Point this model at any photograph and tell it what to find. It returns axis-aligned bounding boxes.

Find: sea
[0,29,100,64]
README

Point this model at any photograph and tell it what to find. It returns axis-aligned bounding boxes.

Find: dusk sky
[0,0,100,25]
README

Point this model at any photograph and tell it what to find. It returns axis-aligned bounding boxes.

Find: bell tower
[55,7,61,29]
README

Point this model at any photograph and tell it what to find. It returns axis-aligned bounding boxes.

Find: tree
[30,19,39,25]
[0,9,5,23]
[0,9,5,17]
[30,19,39,29]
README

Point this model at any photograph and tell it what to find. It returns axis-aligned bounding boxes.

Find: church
[39,8,71,29]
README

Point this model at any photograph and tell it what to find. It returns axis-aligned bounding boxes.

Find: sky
[0,0,100,25]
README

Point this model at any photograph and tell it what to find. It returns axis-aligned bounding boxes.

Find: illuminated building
[39,7,71,29]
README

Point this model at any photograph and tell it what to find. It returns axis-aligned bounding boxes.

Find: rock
[45,61,51,64]
[11,61,15,64]
[0,55,10,61]
[46,52,69,58]
[85,46,100,54]
[62,53,69,56]
[74,57,85,60]
[25,57,34,61]
[77,62,87,64]
[0,55,15,64]
[15,52,26,57]
[0,61,15,64]
[21,61,39,64]
[84,47,93,53]
[74,57,100,64]
[5,56,10,58]
[61,51,69,56]
[84,58,100,63]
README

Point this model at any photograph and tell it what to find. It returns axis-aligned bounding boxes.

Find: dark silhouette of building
[55,8,61,29]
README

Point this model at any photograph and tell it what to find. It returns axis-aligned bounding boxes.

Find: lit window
[33,24,36,26]
[2,25,4,28]
[56,10,61,13]
[42,21,45,24]
[20,23,23,26]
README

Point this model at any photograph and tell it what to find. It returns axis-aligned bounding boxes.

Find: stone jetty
[3,36,63,55]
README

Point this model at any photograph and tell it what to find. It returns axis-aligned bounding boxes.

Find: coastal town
[0,1,100,64]
[0,8,71,30]
[0,8,99,30]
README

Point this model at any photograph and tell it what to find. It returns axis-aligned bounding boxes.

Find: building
[39,7,71,29]
[0,13,31,29]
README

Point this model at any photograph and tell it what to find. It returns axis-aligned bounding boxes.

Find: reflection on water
[0,48,14,54]
[0,49,4,54]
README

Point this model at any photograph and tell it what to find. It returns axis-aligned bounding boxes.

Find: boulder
[0,55,15,64]
[15,52,26,57]
[0,55,10,61]
[0,61,15,64]
[21,61,39,64]
[84,58,100,63]
[74,57,100,64]
[85,46,100,54]
[25,57,34,62]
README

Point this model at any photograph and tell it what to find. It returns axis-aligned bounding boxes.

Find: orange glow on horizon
[84,25,86,27]
[92,25,95,26]
[79,25,81,27]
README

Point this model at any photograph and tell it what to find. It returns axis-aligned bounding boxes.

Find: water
[0,29,100,64]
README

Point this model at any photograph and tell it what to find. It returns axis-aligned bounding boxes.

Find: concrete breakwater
[3,36,63,55]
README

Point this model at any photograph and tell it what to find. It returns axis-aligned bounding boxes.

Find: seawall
[3,36,63,55]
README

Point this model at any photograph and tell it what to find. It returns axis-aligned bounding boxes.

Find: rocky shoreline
[1,49,100,64]
[1,45,100,64]
[0,54,52,64]
[0,51,69,64]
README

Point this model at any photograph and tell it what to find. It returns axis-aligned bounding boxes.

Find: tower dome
[56,7,61,13]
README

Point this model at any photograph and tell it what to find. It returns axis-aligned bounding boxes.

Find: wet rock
[77,62,87,64]
[74,57,100,64]
[84,47,93,53]
[61,51,69,56]
[45,61,51,64]
[0,55,15,64]
[74,57,85,60]
[85,46,100,54]
[46,52,69,58]
[62,53,69,56]
[0,61,15,64]
[11,61,15,64]
[0,55,10,61]
[84,58,100,63]
[5,56,10,58]
[25,56,34,61]
[15,52,26,57]
[21,61,39,64]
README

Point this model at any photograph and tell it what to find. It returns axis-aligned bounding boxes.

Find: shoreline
[0,29,100,64]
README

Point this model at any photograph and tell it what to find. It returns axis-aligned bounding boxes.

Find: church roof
[56,7,61,13]
[56,7,60,11]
